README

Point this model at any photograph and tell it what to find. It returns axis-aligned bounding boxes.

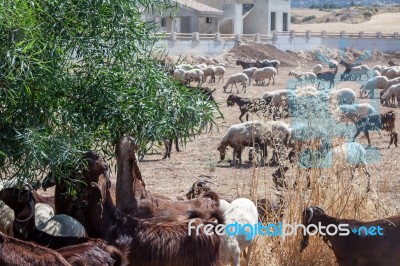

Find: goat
[300,206,400,266]
[0,232,70,265]
[0,187,89,249]
[115,134,223,220]
[86,170,224,266]
[353,111,397,148]
[236,59,258,70]
[339,60,361,80]
[56,239,129,266]
[185,181,231,213]
[316,71,336,89]
[226,94,271,122]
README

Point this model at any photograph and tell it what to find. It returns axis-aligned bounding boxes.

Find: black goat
[316,71,336,89]
[226,94,271,122]
[300,206,400,266]
[236,59,259,70]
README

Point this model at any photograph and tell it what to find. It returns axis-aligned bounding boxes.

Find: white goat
[223,73,249,93]
[251,67,277,86]
[359,76,388,98]
[221,198,258,266]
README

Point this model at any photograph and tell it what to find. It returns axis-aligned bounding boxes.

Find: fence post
[321,31,327,38]
[359,31,364,38]
[215,32,221,41]
[255,33,260,42]
[289,30,295,38]
[376,32,382,38]
[394,32,399,38]
[193,32,199,41]
[170,31,177,41]
[340,31,345,38]
[306,30,311,38]
[235,33,241,42]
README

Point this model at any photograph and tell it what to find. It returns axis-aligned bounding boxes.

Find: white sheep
[373,70,381,77]
[221,198,258,266]
[219,199,231,214]
[261,89,296,118]
[359,76,388,98]
[328,88,356,105]
[223,73,249,93]
[328,59,339,71]
[381,77,400,95]
[347,66,365,81]
[214,66,226,83]
[381,83,400,106]
[217,121,264,166]
[201,65,216,83]
[288,71,317,88]
[35,203,54,228]
[324,142,371,189]
[183,69,204,87]
[260,121,292,165]
[176,64,193,71]
[337,103,376,123]
[373,65,382,73]
[312,64,323,74]
[37,214,87,237]
[173,68,185,81]
[251,67,277,86]
[242,67,258,84]
[384,67,400,79]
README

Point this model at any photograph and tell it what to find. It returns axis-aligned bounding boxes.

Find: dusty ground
[111,52,400,215]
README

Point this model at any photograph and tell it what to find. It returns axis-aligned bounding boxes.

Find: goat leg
[365,131,371,147]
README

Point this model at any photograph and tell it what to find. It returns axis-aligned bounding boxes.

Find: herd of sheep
[1,55,400,265]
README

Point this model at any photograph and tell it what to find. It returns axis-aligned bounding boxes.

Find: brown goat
[300,206,400,265]
[57,239,129,266]
[115,134,221,219]
[85,169,224,266]
[0,232,70,266]
[353,110,398,148]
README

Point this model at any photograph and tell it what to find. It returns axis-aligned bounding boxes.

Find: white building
[146,0,291,35]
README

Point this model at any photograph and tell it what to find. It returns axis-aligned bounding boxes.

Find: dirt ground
[109,51,400,215]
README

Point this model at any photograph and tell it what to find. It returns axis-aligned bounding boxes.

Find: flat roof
[174,0,223,15]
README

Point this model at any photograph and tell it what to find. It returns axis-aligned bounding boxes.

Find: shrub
[302,15,316,23]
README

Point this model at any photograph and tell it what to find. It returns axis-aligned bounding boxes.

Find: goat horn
[91,182,101,190]
[307,207,314,224]
[15,201,35,223]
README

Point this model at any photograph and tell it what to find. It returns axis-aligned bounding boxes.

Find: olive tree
[0,0,221,185]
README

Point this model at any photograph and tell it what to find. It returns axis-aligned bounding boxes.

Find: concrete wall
[155,39,237,56]
[273,36,400,53]
[156,35,400,57]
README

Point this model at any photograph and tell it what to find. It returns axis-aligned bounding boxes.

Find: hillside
[292,0,400,8]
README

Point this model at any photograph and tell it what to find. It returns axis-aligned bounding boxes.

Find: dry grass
[291,12,400,33]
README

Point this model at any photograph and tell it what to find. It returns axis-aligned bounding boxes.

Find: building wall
[244,0,290,35]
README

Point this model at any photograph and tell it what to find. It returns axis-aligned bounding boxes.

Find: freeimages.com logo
[188,220,384,240]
